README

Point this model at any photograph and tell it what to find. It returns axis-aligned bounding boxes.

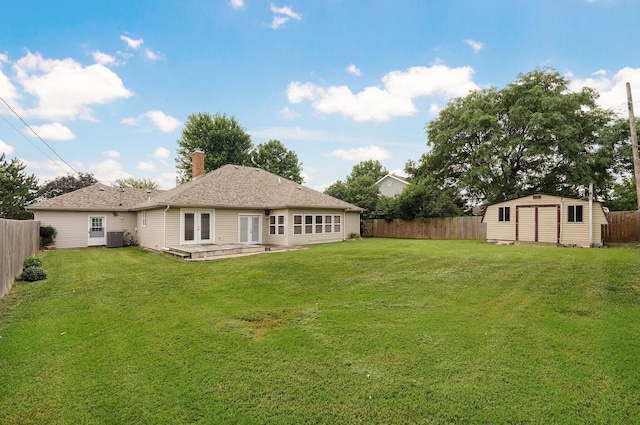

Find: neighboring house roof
[27,166,363,213]
[27,184,164,212]
[375,174,409,187]
[135,164,363,212]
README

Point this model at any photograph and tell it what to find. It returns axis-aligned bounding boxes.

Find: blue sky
[1,0,639,190]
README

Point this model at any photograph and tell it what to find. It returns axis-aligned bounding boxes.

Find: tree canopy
[251,140,304,183]
[112,177,159,189]
[0,154,39,219]
[417,68,622,205]
[324,161,388,219]
[39,172,98,199]
[176,112,253,182]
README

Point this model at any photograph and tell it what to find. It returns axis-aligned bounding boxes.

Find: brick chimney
[192,149,205,178]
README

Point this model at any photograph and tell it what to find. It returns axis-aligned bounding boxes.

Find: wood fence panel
[0,219,40,299]
[363,217,487,240]
[602,211,640,243]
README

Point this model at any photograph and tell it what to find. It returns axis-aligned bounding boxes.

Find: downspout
[589,183,593,247]
[163,205,170,248]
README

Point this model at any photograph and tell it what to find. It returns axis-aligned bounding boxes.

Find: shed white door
[239,215,261,244]
[88,215,107,246]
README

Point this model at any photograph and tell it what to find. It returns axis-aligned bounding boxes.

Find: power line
[0,114,74,175]
[0,96,79,175]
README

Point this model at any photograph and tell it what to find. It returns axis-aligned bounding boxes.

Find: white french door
[239,215,261,244]
[181,210,214,244]
[88,215,107,246]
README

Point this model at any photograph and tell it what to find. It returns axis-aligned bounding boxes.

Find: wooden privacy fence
[0,219,40,299]
[363,217,487,240]
[602,211,640,243]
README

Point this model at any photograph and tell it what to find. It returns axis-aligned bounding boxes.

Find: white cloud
[120,117,139,126]
[120,110,181,132]
[158,172,178,189]
[0,60,21,105]
[138,161,157,172]
[13,52,133,121]
[152,147,170,159]
[143,110,181,132]
[271,16,290,29]
[229,0,244,9]
[464,39,484,53]
[92,51,116,66]
[88,159,131,184]
[250,126,357,143]
[569,67,640,117]
[428,103,441,115]
[331,145,392,161]
[27,122,75,141]
[120,35,144,50]
[346,64,362,76]
[279,106,299,119]
[287,64,478,121]
[271,4,301,19]
[102,150,120,158]
[389,168,409,178]
[145,49,162,61]
[25,159,84,183]
[0,139,15,154]
[270,3,301,29]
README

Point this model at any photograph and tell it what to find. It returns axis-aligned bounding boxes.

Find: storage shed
[482,194,608,247]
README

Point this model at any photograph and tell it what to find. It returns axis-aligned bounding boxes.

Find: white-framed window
[498,206,510,222]
[142,211,147,227]
[315,215,323,233]
[293,215,303,235]
[270,215,285,235]
[334,215,341,233]
[304,215,313,234]
[568,205,583,223]
[325,215,333,233]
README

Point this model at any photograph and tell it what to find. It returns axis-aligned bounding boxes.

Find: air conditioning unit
[107,232,124,248]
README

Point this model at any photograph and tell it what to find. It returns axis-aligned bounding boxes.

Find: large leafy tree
[112,177,159,189]
[418,68,618,205]
[251,139,304,183]
[394,177,463,219]
[176,112,253,182]
[0,154,39,219]
[325,160,388,219]
[39,172,98,199]
[607,177,638,211]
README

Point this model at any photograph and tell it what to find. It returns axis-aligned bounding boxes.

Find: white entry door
[182,210,214,244]
[88,215,107,246]
[239,215,261,244]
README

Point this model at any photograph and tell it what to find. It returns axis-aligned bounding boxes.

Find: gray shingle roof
[27,184,163,211]
[137,165,362,211]
[27,166,363,212]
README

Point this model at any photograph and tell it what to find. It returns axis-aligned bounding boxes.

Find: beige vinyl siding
[165,208,181,247]
[33,210,135,249]
[484,194,608,247]
[484,205,516,241]
[137,208,167,250]
[345,211,361,237]
[265,209,288,246]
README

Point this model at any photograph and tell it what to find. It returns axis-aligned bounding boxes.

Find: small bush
[19,266,47,282]
[40,225,57,249]
[24,257,43,268]
[348,232,361,239]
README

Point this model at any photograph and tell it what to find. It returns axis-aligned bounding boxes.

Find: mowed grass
[0,239,639,424]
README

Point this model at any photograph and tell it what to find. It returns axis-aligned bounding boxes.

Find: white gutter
[163,205,170,248]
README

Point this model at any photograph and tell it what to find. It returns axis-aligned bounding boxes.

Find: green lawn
[0,239,639,424]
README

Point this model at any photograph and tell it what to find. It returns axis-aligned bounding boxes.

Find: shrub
[40,225,57,248]
[19,266,47,282]
[23,256,43,268]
